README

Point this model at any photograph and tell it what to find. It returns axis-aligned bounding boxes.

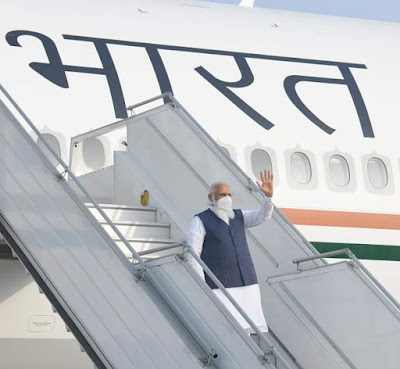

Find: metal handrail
[71,119,127,146]
[126,92,171,113]
[293,248,400,312]
[0,84,147,268]
[70,93,170,146]
[187,247,294,369]
[137,242,184,257]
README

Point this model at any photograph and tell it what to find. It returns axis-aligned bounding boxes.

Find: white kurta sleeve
[242,197,274,229]
[187,216,206,280]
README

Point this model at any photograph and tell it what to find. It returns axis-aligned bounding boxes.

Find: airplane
[0,0,399,367]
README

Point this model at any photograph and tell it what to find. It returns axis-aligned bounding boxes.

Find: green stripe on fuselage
[312,242,400,261]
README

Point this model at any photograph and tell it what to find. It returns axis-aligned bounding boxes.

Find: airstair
[66,93,400,369]
[0,85,292,369]
[1,86,399,369]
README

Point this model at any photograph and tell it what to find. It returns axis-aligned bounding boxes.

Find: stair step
[100,221,170,239]
[114,238,184,259]
[86,203,157,222]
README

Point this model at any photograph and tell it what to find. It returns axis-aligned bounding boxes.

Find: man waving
[188,170,274,332]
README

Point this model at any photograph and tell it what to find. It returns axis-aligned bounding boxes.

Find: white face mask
[217,195,233,211]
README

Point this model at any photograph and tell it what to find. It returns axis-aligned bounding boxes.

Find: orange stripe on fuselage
[280,208,400,230]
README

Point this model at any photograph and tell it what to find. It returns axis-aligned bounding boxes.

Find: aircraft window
[291,152,312,184]
[37,134,61,167]
[251,149,272,178]
[329,155,350,186]
[367,157,388,189]
[220,146,231,157]
[82,137,106,171]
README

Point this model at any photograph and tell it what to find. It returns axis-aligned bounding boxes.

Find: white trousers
[213,284,268,333]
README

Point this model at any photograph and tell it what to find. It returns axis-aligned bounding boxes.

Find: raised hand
[256,169,274,197]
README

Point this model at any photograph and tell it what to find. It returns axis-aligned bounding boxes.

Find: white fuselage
[0,1,399,367]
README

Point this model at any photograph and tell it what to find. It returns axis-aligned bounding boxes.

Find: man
[188,169,274,332]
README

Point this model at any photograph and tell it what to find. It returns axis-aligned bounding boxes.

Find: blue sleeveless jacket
[197,208,258,289]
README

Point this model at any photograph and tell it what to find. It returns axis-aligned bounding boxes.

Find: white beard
[212,204,235,223]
